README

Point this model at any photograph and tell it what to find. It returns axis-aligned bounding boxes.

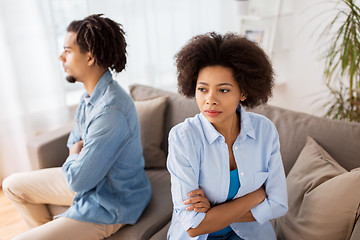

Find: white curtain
[0,0,68,181]
[0,0,240,181]
[92,0,240,92]
[42,0,240,103]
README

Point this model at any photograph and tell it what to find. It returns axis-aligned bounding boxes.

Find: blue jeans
[207,230,244,240]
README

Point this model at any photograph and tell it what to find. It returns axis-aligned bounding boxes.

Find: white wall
[97,0,336,117]
[268,0,336,116]
[25,0,339,117]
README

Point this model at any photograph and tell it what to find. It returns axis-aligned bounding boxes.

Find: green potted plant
[320,0,360,122]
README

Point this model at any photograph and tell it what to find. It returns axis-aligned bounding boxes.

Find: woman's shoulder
[169,113,203,139]
[246,110,277,133]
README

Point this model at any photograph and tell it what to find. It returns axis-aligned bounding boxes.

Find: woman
[167,32,288,240]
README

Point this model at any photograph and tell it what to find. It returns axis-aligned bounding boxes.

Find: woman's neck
[214,113,240,144]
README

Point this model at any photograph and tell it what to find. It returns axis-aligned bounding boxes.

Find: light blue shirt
[167,106,288,240]
[59,70,151,225]
[209,169,240,236]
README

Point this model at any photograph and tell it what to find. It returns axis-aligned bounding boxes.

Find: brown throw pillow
[274,137,360,240]
[134,96,168,168]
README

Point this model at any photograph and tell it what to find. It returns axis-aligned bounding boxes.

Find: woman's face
[195,65,246,131]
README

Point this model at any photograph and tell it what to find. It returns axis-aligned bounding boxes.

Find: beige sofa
[27,84,360,240]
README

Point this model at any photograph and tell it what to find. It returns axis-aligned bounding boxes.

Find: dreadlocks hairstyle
[175,32,274,108]
[67,14,127,73]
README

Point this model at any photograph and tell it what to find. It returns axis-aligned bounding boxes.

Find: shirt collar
[199,105,256,145]
[238,105,256,141]
[199,113,222,144]
[87,70,112,105]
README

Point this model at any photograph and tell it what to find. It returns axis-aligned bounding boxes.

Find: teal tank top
[208,169,240,237]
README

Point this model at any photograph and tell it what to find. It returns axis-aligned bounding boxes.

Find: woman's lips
[204,110,222,117]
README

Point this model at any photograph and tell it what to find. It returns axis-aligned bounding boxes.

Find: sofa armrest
[27,123,73,170]
[350,217,360,240]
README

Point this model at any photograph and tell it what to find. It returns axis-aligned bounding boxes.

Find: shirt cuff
[250,199,273,225]
[176,209,206,231]
[66,153,79,161]
[63,154,79,168]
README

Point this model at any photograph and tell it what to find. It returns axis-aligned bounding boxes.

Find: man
[2,14,151,240]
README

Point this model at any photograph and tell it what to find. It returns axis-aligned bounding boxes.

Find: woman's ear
[240,93,247,101]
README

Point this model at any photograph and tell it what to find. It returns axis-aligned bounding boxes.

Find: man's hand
[184,188,211,213]
[69,140,84,155]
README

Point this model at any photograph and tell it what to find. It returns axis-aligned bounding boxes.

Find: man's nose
[59,52,65,62]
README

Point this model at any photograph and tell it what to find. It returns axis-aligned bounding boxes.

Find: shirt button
[74,200,77,204]
[240,172,244,176]
[234,146,238,150]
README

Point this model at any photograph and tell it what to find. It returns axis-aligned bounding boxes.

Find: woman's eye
[220,89,230,93]
[197,87,206,92]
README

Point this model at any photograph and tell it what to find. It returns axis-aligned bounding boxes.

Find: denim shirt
[167,106,288,240]
[58,70,151,225]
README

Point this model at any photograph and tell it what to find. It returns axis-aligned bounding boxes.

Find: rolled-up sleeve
[67,104,83,149]
[62,108,129,193]
[167,127,206,231]
[251,126,288,224]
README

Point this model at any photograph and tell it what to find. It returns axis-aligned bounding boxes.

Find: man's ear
[87,52,95,66]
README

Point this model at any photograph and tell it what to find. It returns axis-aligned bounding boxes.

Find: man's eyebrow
[63,46,71,49]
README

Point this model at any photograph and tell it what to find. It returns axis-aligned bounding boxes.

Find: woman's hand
[184,188,211,213]
[254,185,267,203]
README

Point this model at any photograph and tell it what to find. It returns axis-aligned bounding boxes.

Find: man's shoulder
[99,81,134,113]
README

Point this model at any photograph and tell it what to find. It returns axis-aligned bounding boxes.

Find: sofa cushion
[47,170,172,240]
[129,84,199,155]
[134,96,168,168]
[106,169,172,240]
[150,221,171,240]
[274,137,360,240]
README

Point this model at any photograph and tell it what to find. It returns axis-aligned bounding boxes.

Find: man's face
[59,32,91,83]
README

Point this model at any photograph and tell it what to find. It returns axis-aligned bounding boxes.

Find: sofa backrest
[249,104,360,175]
[129,84,360,175]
